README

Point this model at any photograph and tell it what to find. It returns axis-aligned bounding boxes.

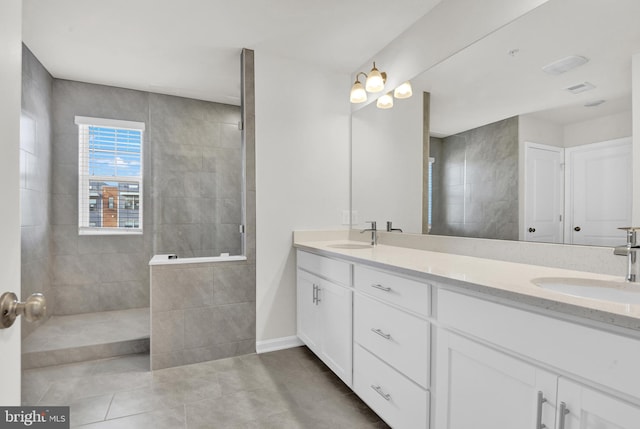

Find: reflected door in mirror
[524,143,564,244]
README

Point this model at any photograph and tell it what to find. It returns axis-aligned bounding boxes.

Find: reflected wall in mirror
[351,0,640,247]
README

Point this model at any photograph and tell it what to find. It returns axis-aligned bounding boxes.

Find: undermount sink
[327,243,373,250]
[532,277,640,304]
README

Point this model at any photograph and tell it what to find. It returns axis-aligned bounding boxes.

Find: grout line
[103,393,116,422]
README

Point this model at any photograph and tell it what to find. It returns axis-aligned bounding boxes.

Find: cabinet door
[297,270,321,354]
[557,378,640,429]
[435,330,557,429]
[318,278,353,386]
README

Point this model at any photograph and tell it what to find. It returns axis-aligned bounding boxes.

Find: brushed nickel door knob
[0,292,47,329]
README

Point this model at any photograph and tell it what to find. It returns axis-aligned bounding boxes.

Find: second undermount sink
[327,243,373,250]
[532,277,640,304]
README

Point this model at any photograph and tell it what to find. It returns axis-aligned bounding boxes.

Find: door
[0,0,23,406]
[318,278,352,386]
[435,331,557,429]
[565,138,632,246]
[557,378,640,429]
[524,142,564,243]
[296,270,321,353]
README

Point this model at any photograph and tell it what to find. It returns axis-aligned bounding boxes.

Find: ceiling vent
[584,99,606,107]
[565,82,595,94]
[542,55,589,75]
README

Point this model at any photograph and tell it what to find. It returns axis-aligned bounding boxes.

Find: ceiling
[22,0,442,106]
[413,0,640,137]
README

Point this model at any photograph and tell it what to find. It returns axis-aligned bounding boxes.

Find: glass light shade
[394,81,413,99]
[365,66,385,93]
[376,93,394,109]
[350,81,367,103]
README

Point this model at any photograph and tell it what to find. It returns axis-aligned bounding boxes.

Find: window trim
[76,116,145,236]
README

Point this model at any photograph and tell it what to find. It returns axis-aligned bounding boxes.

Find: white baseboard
[256,335,304,354]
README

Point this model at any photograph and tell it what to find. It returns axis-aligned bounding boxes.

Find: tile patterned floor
[22,347,390,428]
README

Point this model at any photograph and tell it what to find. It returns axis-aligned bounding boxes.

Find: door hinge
[238,121,244,131]
[239,224,245,234]
[559,214,562,221]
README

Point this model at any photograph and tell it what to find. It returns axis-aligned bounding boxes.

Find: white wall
[633,53,640,225]
[518,115,563,238]
[352,95,423,233]
[563,111,632,148]
[254,52,351,342]
[0,0,22,405]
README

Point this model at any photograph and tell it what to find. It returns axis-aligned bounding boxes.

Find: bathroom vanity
[294,235,640,429]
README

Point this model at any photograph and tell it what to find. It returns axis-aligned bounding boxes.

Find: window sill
[79,228,143,236]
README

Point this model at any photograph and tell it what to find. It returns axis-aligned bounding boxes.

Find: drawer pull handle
[536,391,547,429]
[370,283,391,292]
[558,402,570,429]
[371,328,391,340]
[371,385,391,401]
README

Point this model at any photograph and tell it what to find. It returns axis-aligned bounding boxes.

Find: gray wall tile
[21,46,54,338]
[431,117,518,240]
[28,49,256,372]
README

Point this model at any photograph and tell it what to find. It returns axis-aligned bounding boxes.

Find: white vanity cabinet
[435,289,640,429]
[352,265,430,429]
[296,250,353,386]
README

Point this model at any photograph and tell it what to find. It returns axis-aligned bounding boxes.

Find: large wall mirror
[352,0,640,247]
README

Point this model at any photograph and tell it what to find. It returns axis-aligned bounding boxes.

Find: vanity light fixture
[394,81,413,99]
[350,62,414,108]
[350,74,368,103]
[350,62,387,103]
[376,92,394,109]
[365,62,386,92]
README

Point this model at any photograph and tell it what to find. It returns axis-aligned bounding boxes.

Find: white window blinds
[76,116,145,235]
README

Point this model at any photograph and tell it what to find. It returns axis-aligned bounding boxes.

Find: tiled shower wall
[51,81,151,315]
[150,262,255,369]
[430,116,518,240]
[50,81,244,315]
[150,94,243,257]
[21,46,54,338]
[150,49,256,369]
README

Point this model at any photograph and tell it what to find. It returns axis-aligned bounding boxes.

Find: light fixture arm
[353,71,368,83]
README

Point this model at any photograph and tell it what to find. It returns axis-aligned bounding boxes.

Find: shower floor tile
[22,308,150,368]
[23,308,149,353]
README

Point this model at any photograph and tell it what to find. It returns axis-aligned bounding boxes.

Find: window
[76,116,145,235]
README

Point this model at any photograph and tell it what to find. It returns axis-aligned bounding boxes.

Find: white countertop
[294,239,640,330]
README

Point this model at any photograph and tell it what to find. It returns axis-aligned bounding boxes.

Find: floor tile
[68,394,113,427]
[25,347,386,429]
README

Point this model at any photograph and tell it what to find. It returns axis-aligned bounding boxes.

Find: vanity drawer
[297,250,351,286]
[354,265,429,316]
[354,293,429,388]
[354,344,429,429]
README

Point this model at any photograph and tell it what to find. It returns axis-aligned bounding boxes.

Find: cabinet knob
[574,226,581,232]
[529,227,536,233]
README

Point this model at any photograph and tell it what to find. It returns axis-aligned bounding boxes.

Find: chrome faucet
[360,221,377,246]
[614,227,640,282]
[386,221,403,233]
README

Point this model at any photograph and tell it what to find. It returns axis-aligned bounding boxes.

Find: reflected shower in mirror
[351,0,639,246]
